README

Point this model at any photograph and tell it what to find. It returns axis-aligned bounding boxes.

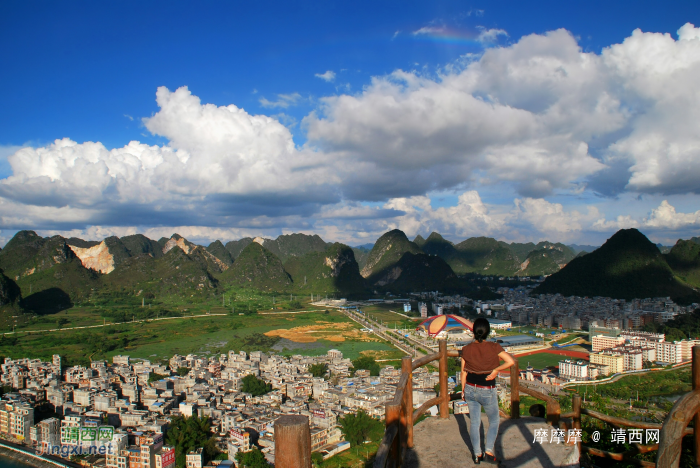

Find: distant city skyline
[1,1,699,247]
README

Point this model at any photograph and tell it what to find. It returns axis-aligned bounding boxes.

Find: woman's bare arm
[460,356,467,398]
[485,351,515,380]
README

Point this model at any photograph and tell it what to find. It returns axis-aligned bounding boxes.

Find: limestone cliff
[163,237,193,255]
[68,241,115,274]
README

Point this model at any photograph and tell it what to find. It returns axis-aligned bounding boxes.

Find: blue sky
[1,0,699,247]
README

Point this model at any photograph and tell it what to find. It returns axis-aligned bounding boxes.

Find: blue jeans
[463,384,500,456]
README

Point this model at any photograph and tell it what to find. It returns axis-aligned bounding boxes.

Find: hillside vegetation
[5,226,697,321]
[218,242,291,290]
[666,239,700,289]
[284,243,365,295]
[360,230,423,278]
[453,237,520,275]
[534,229,700,304]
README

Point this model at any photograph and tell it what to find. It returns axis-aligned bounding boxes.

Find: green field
[0,309,403,365]
[2,287,314,333]
[566,366,692,400]
[515,352,572,370]
[360,304,418,328]
[555,333,587,344]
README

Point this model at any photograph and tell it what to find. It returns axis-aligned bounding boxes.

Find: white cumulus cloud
[593,200,700,233]
[0,86,337,230]
[259,92,303,108]
[412,26,445,36]
[477,27,508,44]
[315,71,336,82]
[3,24,700,245]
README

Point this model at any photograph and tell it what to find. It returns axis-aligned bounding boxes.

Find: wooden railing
[509,345,700,468]
[374,342,700,468]
[374,340,456,468]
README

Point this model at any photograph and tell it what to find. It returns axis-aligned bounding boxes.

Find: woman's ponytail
[472,317,491,342]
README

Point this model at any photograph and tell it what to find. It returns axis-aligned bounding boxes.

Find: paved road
[347,309,436,351]
[340,310,424,358]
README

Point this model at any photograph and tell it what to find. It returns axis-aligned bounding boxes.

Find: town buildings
[0,345,454,466]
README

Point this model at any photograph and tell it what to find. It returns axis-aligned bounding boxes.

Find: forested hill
[533,229,700,304]
[2,227,698,318]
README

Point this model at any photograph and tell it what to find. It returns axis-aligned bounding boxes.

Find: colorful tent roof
[416,314,473,337]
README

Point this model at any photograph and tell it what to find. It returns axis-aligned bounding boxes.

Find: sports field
[513,349,589,370]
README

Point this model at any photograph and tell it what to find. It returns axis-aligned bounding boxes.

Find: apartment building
[590,352,624,374]
[654,341,683,364]
[154,446,176,468]
[680,340,700,361]
[113,355,130,366]
[105,434,129,467]
[30,417,60,449]
[74,388,96,407]
[619,349,643,371]
[106,448,129,468]
[60,414,85,447]
[0,401,34,441]
[588,364,610,379]
[620,331,665,343]
[560,316,581,330]
[419,303,428,318]
[588,326,621,342]
[186,448,203,468]
[592,335,625,352]
[558,360,589,380]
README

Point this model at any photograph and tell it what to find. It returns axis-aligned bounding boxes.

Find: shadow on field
[20,287,73,314]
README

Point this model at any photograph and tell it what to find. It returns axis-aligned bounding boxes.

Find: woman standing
[460,317,515,464]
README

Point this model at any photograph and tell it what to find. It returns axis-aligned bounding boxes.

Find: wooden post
[274,415,311,468]
[386,403,402,467]
[511,358,520,419]
[402,356,414,448]
[693,346,700,468]
[438,340,449,419]
[570,394,581,447]
[572,393,581,430]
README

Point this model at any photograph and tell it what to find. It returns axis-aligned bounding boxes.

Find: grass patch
[554,333,586,345]
[515,352,568,370]
[360,305,418,329]
[566,366,692,400]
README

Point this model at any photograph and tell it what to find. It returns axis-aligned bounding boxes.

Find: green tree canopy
[338,410,383,447]
[240,374,272,396]
[165,415,218,468]
[308,363,328,378]
[177,367,190,376]
[235,448,269,467]
[311,452,324,467]
[148,372,170,383]
[642,308,700,340]
[351,356,380,376]
[665,327,687,342]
